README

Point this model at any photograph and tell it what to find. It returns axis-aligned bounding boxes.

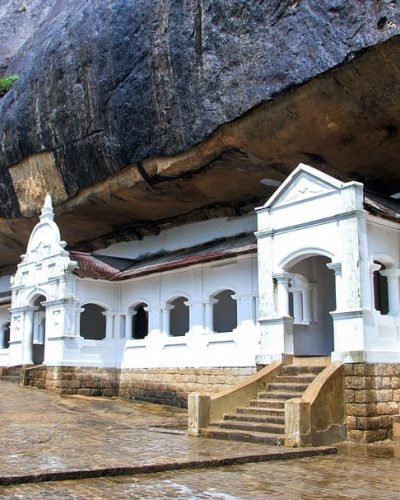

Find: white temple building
[0,164,400,415]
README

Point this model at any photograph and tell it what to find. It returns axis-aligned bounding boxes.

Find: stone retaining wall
[24,366,47,388]
[118,367,256,407]
[18,365,256,408]
[345,363,400,442]
[45,367,119,397]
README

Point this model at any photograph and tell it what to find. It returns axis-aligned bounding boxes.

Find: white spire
[40,193,54,221]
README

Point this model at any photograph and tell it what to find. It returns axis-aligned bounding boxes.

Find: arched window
[80,304,106,340]
[212,290,237,333]
[373,261,389,315]
[0,322,10,349]
[169,297,189,336]
[131,303,149,339]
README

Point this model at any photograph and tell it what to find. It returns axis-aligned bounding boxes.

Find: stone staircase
[201,363,327,445]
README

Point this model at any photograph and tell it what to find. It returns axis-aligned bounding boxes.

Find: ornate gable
[12,195,76,292]
[260,163,344,210]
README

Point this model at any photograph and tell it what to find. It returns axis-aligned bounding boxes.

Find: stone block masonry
[345,363,400,442]
[118,367,255,407]
[21,365,256,408]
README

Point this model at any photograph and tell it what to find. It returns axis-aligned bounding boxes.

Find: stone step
[257,391,303,400]
[237,406,285,417]
[217,420,285,434]
[249,399,285,409]
[292,356,331,366]
[202,427,285,445]
[274,374,316,384]
[265,382,310,392]
[280,365,326,376]
[223,413,285,425]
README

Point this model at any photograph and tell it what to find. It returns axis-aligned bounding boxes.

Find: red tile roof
[70,233,257,281]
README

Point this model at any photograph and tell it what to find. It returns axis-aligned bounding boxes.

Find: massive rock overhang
[1,35,400,274]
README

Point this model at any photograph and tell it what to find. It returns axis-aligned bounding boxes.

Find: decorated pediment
[24,194,68,264]
[260,163,343,210]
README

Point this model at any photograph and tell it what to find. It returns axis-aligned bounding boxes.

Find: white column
[381,269,400,315]
[119,314,126,338]
[187,301,205,335]
[125,312,132,339]
[274,274,291,317]
[147,306,162,338]
[326,262,342,311]
[302,285,313,324]
[114,314,122,339]
[235,294,254,329]
[103,312,113,339]
[162,304,175,337]
[23,307,35,364]
[205,298,217,333]
[76,308,84,337]
[291,289,303,324]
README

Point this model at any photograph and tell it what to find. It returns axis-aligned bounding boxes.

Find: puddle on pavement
[145,425,187,435]
[338,442,400,458]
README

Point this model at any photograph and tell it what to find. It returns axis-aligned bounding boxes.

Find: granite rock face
[0,1,399,270]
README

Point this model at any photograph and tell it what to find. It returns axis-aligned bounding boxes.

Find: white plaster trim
[255,210,361,239]
[332,350,400,363]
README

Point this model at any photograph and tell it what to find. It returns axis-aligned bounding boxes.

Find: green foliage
[0,75,19,97]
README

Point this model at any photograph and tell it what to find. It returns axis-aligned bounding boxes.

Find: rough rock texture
[0,1,400,271]
[0,0,63,77]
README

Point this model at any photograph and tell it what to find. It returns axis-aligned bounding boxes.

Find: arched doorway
[286,255,335,356]
[32,295,46,364]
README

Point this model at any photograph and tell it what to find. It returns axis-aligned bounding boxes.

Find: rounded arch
[128,297,151,311]
[280,247,334,271]
[27,289,48,306]
[211,289,237,333]
[81,299,111,311]
[165,291,191,304]
[207,285,238,298]
[80,303,107,340]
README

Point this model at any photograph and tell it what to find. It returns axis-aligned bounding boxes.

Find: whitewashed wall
[64,253,260,368]
[256,164,400,364]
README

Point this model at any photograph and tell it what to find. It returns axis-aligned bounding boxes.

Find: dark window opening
[80,304,106,340]
[212,290,237,333]
[169,297,189,336]
[1,322,10,349]
[373,261,389,315]
[131,303,149,339]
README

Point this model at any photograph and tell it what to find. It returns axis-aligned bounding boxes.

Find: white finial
[40,193,54,221]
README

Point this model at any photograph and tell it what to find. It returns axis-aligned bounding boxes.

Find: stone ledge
[0,446,337,486]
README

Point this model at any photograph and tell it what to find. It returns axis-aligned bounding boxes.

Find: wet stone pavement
[2,453,400,499]
[0,381,399,498]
